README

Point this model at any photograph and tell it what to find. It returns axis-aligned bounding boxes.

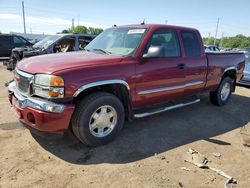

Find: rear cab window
[181,30,201,57]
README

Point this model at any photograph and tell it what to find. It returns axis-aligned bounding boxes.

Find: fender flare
[73,80,130,97]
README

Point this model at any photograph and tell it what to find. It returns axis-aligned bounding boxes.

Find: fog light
[27,112,35,124]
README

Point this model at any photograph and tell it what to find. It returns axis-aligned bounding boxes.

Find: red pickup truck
[8,24,245,146]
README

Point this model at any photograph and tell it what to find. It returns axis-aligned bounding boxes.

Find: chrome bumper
[8,81,65,113]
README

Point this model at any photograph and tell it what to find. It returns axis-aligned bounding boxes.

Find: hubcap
[221,82,231,101]
[89,105,117,138]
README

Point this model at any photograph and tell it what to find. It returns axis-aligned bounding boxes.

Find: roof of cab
[114,24,198,31]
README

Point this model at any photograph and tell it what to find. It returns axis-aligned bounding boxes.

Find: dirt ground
[0,63,250,188]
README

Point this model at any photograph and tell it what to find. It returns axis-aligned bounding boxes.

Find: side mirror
[143,46,164,58]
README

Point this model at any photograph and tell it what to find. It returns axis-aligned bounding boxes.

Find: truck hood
[17,51,123,74]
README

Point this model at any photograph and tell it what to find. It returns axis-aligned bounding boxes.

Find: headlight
[32,74,64,98]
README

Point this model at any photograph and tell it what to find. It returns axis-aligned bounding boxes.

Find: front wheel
[71,92,125,146]
[210,77,233,106]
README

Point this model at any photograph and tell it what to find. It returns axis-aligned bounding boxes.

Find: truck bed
[205,52,245,91]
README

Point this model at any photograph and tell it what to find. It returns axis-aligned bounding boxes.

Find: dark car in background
[6,33,96,70]
[0,34,33,59]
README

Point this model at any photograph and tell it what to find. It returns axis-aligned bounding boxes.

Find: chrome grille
[14,69,33,96]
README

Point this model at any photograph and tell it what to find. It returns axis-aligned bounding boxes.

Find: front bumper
[8,81,75,134]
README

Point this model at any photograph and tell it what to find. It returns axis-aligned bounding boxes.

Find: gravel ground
[0,63,250,188]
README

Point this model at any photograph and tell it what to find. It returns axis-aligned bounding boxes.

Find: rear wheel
[71,92,125,146]
[210,77,233,106]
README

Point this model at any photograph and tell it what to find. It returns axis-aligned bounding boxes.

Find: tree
[72,25,88,34]
[58,25,103,35]
[88,27,103,35]
[203,35,250,48]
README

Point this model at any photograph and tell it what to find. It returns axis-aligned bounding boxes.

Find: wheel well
[73,84,133,120]
[222,69,236,91]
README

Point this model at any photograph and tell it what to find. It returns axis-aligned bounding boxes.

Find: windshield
[33,35,61,49]
[85,27,146,56]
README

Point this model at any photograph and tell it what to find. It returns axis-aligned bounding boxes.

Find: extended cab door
[180,30,207,95]
[135,29,185,108]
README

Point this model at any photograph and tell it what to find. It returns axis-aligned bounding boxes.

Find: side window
[181,30,201,57]
[0,36,12,46]
[79,36,93,50]
[54,37,76,53]
[146,29,180,57]
[14,36,26,44]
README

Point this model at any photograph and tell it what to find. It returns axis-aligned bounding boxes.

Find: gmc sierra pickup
[8,24,245,146]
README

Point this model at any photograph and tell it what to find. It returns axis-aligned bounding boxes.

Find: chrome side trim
[134,99,200,118]
[185,81,204,87]
[138,85,183,95]
[138,81,204,95]
[73,80,130,97]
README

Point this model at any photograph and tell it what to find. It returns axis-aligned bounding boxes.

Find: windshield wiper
[92,48,112,54]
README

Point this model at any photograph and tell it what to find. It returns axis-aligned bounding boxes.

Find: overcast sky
[0,0,250,38]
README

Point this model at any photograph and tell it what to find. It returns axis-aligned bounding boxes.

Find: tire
[210,77,233,106]
[71,92,125,146]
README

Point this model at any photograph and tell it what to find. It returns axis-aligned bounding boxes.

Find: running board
[134,98,200,118]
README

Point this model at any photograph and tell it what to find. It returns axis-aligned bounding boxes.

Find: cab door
[180,30,207,96]
[135,29,185,108]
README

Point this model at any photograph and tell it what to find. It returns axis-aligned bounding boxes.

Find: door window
[145,29,180,57]
[14,36,27,45]
[79,36,93,50]
[54,37,76,53]
[0,36,12,46]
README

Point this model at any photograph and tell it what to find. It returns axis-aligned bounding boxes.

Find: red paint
[11,95,75,134]
[12,24,245,133]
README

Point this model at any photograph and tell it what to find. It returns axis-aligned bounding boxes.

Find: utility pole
[22,1,26,34]
[220,32,225,48]
[214,18,219,46]
[77,15,79,26]
[72,18,75,29]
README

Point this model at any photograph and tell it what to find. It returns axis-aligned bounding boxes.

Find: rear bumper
[8,82,75,134]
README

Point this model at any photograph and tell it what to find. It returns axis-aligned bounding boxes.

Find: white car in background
[238,52,250,86]
[204,45,220,52]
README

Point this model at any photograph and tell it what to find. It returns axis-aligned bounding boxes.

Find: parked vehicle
[6,34,96,70]
[204,45,220,52]
[238,52,250,85]
[243,47,250,53]
[8,24,245,146]
[0,34,33,59]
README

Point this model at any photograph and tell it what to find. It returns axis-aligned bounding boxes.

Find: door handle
[177,63,185,70]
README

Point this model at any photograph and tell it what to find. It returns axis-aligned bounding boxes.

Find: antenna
[141,18,145,25]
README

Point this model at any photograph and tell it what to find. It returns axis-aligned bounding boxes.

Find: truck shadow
[31,93,250,164]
